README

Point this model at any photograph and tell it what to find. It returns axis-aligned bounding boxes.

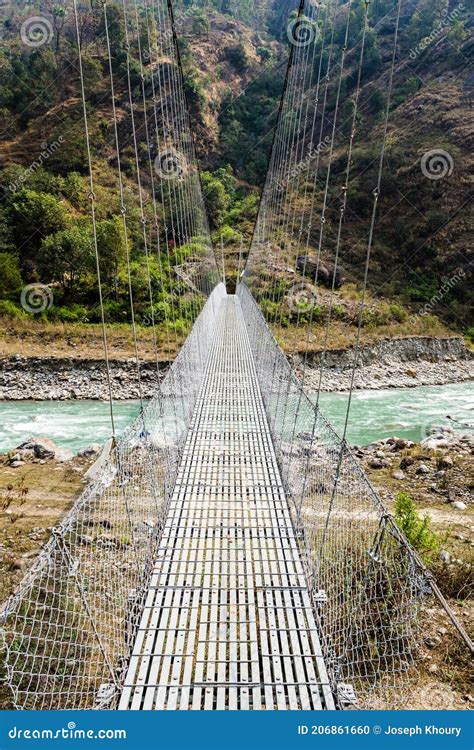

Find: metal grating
[119,296,335,710]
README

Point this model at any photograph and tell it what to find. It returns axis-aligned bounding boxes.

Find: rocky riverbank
[293,335,474,392]
[1,428,472,710]
[0,336,472,400]
[0,356,166,400]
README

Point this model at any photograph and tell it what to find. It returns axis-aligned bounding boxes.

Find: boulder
[17,437,57,459]
[439,455,453,468]
[416,464,430,475]
[452,501,467,511]
[78,443,102,458]
[422,436,453,450]
[392,470,405,480]
[295,255,346,288]
[394,438,410,450]
[369,459,384,469]
[54,447,74,463]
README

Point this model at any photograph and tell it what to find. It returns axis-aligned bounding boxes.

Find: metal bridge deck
[119,295,334,710]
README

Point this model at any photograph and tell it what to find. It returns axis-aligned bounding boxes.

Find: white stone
[452,501,467,511]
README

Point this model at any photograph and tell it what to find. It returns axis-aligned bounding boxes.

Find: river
[0,382,472,453]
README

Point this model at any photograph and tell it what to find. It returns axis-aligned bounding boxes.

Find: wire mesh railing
[238,280,471,709]
[0,283,226,710]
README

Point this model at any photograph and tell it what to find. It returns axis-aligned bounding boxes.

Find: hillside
[0,0,472,358]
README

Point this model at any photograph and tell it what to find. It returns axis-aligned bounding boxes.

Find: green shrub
[394,492,441,563]
[48,305,89,323]
[389,303,408,322]
[0,300,26,318]
[360,306,391,327]
[88,301,127,323]
[212,225,239,246]
[0,253,22,295]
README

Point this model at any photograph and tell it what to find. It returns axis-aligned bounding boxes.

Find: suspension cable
[73,0,116,439]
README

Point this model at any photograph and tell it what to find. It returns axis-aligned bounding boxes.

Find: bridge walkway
[119,295,334,710]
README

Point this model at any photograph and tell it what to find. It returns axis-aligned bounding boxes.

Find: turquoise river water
[0,382,472,453]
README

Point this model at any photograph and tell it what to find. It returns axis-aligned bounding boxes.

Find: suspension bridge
[0,0,471,712]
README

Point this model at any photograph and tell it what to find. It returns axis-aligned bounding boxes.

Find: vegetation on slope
[0,0,472,355]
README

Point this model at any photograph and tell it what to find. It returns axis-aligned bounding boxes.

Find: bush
[360,306,391,327]
[389,303,408,322]
[0,299,25,318]
[257,47,271,62]
[48,305,89,323]
[88,301,127,323]
[0,253,22,295]
[212,225,239,246]
[394,492,441,563]
[225,45,248,72]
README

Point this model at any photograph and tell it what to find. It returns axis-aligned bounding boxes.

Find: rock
[10,460,25,468]
[438,627,448,636]
[14,448,35,461]
[428,663,439,673]
[375,450,385,458]
[439,550,450,563]
[392,470,405,480]
[79,534,94,545]
[400,456,415,470]
[295,255,346,288]
[439,455,453,468]
[424,636,439,649]
[452,501,467,511]
[78,443,102,457]
[5,556,24,571]
[394,438,409,449]
[17,437,58,459]
[422,437,451,450]
[54,447,74,463]
[405,369,417,378]
[416,464,430,475]
[368,459,384,469]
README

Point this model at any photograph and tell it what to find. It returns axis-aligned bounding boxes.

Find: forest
[0,0,472,343]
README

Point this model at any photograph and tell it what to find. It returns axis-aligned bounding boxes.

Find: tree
[225,44,248,73]
[0,253,22,296]
[201,171,230,229]
[38,225,93,295]
[43,1,70,55]
[96,218,125,293]
[9,189,69,260]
